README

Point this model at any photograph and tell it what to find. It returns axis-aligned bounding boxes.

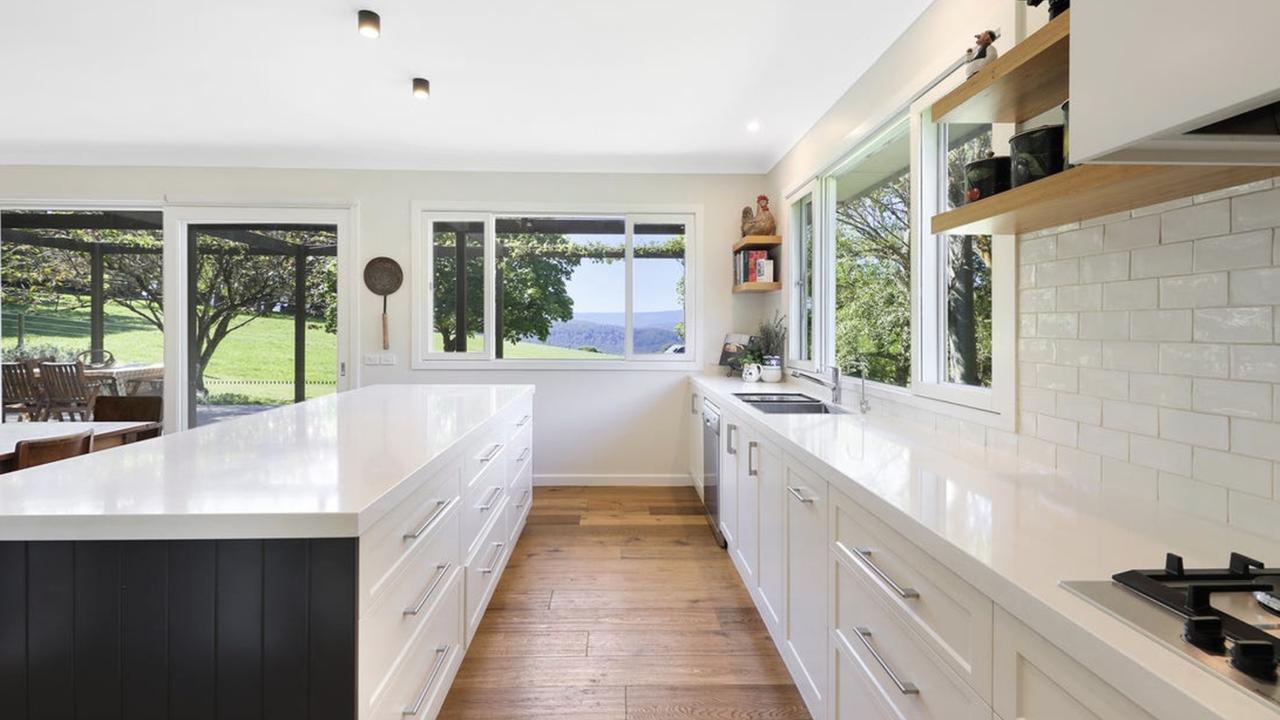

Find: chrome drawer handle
[479,542,506,574]
[516,414,531,427]
[478,486,502,511]
[478,443,503,462]
[786,486,813,504]
[401,644,453,716]
[854,626,918,695]
[691,394,699,415]
[727,424,738,455]
[515,489,530,509]
[843,542,919,599]
[748,441,759,476]
[403,499,453,541]
[516,447,531,463]
[403,563,451,616]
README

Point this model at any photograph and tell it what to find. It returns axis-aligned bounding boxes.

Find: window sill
[840,377,1015,432]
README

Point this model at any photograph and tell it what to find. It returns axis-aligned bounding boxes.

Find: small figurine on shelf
[964,29,1000,78]
[1026,0,1069,20]
[740,195,777,237]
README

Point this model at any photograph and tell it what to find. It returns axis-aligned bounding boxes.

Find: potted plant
[754,312,787,383]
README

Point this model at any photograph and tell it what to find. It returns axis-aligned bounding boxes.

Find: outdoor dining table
[81,363,165,396]
[0,421,162,473]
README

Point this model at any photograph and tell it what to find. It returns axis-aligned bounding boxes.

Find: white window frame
[786,181,823,373]
[411,202,699,370]
[907,73,1016,430]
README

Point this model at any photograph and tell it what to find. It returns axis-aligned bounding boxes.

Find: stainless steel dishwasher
[702,399,726,548]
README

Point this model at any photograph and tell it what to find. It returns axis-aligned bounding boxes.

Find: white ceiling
[0,0,932,174]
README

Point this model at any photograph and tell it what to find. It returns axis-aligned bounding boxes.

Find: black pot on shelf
[1010,124,1066,187]
[1027,0,1070,20]
[963,155,1011,203]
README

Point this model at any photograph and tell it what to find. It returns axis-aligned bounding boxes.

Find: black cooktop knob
[1229,640,1278,679]
[1183,616,1225,652]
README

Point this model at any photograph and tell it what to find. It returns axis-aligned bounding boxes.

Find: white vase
[761,366,782,383]
[742,363,762,383]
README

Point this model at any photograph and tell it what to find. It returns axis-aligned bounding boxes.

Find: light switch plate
[363,353,381,366]
[380,353,397,365]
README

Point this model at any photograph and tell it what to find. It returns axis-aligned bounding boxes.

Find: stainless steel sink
[734,393,848,414]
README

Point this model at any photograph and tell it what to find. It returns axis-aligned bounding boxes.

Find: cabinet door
[784,459,827,714]
[719,412,740,546]
[733,427,760,584]
[756,435,785,633]
[833,643,896,720]
[689,388,703,499]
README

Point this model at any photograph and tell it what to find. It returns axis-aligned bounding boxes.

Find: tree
[943,128,994,386]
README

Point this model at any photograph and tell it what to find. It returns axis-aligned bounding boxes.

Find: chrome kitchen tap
[790,365,842,406]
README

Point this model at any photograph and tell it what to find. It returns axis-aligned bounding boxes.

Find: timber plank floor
[439,485,810,720]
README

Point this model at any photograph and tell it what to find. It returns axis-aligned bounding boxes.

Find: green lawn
[4,302,616,405]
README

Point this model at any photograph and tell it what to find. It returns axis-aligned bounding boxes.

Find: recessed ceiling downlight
[413,78,431,99]
[746,120,761,133]
[358,10,381,38]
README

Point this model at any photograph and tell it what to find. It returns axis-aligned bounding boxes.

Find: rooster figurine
[741,195,777,237]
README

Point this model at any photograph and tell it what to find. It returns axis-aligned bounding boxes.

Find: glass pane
[943,124,994,387]
[793,196,814,363]
[431,220,486,354]
[633,221,687,356]
[188,223,338,426]
[496,216,625,359]
[1,209,166,422]
[833,120,912,387]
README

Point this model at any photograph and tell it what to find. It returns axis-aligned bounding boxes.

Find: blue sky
[563,234,684,315]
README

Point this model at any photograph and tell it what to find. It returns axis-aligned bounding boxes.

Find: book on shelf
[756,258,774,283]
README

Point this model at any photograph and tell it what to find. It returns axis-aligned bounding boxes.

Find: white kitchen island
[0,383,535,720]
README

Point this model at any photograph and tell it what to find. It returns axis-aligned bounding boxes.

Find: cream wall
[0,165,770,483]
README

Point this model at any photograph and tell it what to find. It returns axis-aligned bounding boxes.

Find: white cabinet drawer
[831,487,993,702]
[359,461,462,612]
[993,608,1156,720]
[833,640,897,720]
[363,573,464,720]
[506,463,532,545]
[461,455,507,562]
[465,500,511,642]
[463,427,507,490]
[833,554,988,720]
[359,506,461,702]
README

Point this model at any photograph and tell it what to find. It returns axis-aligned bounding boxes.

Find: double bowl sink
[734,392,848,415]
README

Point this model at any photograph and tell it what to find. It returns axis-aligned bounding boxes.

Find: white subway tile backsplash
[1036,414,1078,447]
[1019,362,1037,387]
[1056,284,1102,312]
[1102,341,1159,372]
[1056,447,1101,483]
[1227,493,1280,541]
[1103,214,1160,251]
[1159,408,1229,450]
[1036,259,1080,287]
[1021,386,1056,414]
[1019,264,1036,289]
[1101,458,1157,499]
[1132,437,1192,475]
[1129,373,1191,409]
[1079,368,1130,400]
[1192,378,1273,419]
[1079,425,1129,460]
[1079,252,1130,283]
[1057,226,1104,258]
[1036,364,1078,392]
[1192,307,1274,343]
[1158,273,1228,309]
[1020,288,1056,312]
[1103,399,1159,436]
[1103,279,1158,310]
[1132,243,1193,279]
[1230,419,1280,462]
[1021,236,1057,264]
[1018,338,1055,363]
[1193,448,1272,497]
[1133,197,1193,218]
[1193,178,1273,204]
[1232,187,1280,232]
[1232,345,1280,382]
[1130,310,1192,342]
[1018,435,1056,466]
[1159,343,1230,378]
[1054,340,1102,367]
[1079,311,1130,340]
[1020,314,1037,338]
[1228,267,1280,305]
[1056,393,1101,425]
[1082,210,1133,228]
[1162,199,1230,244]
[1159,473,1228,522]
[1036,313,1078,339]
[1192,229,1273,271]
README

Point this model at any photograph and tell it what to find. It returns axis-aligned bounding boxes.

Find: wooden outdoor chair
[39,362,97,421]
[2,361,47,422]
[14,429,93,470]
[93,396,163,439]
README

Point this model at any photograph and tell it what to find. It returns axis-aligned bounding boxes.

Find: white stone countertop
[0,384,534,541]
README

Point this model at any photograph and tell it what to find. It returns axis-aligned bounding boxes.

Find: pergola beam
[0,211,162,231]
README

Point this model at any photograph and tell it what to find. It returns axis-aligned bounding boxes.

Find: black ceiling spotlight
[413,78,430,100]
[358,10,380,38]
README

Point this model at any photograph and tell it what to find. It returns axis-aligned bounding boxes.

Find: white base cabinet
[783,458,828,715]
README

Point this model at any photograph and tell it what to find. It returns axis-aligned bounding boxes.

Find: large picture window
[417,210,693,366]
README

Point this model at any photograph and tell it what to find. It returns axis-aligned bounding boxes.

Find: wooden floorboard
[439,485,809,719]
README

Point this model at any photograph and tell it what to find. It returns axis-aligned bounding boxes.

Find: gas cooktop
[1063,552,1280,710]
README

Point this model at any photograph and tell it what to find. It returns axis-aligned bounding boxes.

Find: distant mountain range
[530,310,683,354]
